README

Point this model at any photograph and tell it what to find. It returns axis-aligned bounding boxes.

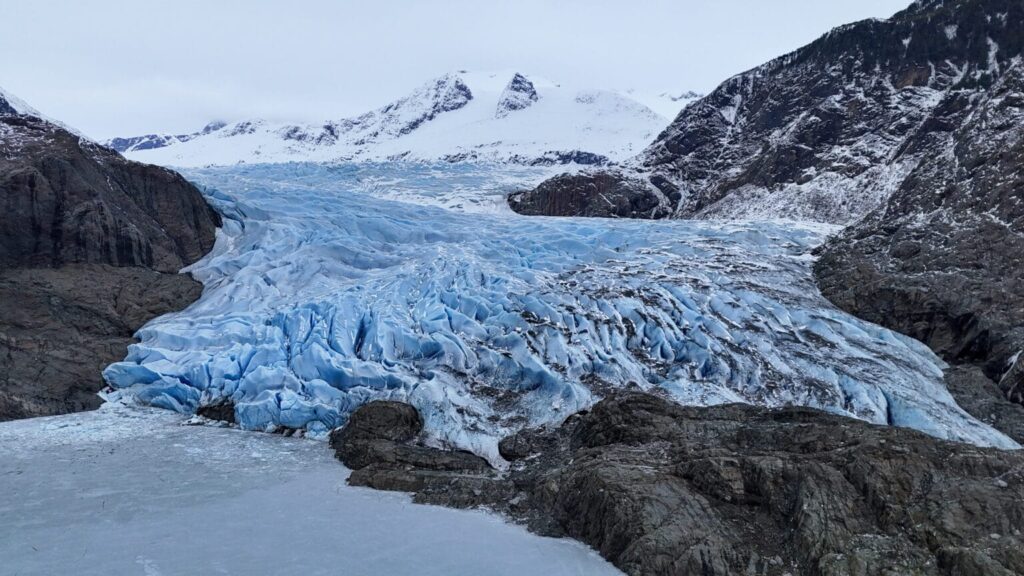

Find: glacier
[104,162,1019,460]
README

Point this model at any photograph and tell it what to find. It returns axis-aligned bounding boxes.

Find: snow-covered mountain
[109,71,675,167]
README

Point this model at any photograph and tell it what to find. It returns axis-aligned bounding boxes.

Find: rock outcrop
[0,101,220,420]
[335,394,1024,576]
[507,172,669,218]
[495,73,539,118]
[105,121,227,154]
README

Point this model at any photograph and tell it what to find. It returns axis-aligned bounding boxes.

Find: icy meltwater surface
[0,405,620,576]
[105,163,1017,456]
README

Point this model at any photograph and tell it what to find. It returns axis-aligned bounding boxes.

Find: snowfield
[103,162,1018,460]
[0,403,621,576]
[115,71,679,168]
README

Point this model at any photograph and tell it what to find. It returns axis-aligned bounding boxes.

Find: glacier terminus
[103,162,1018,461]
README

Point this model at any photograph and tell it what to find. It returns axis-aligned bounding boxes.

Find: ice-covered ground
[0,403,621,576]
[104,162,1019,460]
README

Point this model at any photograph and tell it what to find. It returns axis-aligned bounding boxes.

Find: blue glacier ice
[104,162,1018,459]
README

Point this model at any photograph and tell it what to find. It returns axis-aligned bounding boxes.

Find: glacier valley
[104,162,1018,460]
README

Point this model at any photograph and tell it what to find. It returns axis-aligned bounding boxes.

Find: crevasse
[104,163,1019,460]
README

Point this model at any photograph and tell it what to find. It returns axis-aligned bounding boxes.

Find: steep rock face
[347,73,474,141]
[815,56,1024,391]
[515,0,1023,225]
[0,103,220,420]
[495,73,539,118]
[0,115,219,272]
[337,394,1024,576]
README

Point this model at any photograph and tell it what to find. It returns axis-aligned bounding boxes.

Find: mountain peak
[495,73,539,118]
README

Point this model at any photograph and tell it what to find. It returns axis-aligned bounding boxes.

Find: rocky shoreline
[329,395,1024,576]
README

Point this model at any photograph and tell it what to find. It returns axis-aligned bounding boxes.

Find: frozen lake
[0,403,621,576]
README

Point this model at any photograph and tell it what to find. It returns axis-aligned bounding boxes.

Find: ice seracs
[106,71,671,167]
[103,163,1018,464]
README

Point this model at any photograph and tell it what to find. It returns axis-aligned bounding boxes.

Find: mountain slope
[514,0,1023,225]
[816,47,1024,390]
[0,89,221,420]
[110,71,672,168]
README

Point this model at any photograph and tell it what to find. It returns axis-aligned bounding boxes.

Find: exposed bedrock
[334,395,1024,576]
[507,172,670,219]
[0,111,220,420]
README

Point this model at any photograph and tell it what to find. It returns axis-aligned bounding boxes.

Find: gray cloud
[1,0,910,139]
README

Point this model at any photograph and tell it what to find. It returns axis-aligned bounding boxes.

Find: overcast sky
[1,0,911,139]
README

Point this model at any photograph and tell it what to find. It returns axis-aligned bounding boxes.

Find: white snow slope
[0,85,87,138]
[103,162,1018,463]
[0,85,41,116]
[117,71,672,168]
[0,403,620,576]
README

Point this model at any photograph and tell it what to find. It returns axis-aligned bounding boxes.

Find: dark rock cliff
[815,33,1024,402]
[0,108,220,420]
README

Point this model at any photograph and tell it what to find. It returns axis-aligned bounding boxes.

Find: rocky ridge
[105,71,671,168]
[815,48,1024,392]
[0,95,220,420]
[107,121,227,154]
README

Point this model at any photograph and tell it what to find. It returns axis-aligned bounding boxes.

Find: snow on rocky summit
[108,71,675,168]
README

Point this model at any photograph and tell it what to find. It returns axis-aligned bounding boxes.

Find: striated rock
[0,114,219,272]
[332,401,423,444]
[508,172,669,219]
[334,395,1024,576]
[946,365,1024,444]
[1002,353,1024,405]
[0,265,204,419]
[0,100,220,420]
